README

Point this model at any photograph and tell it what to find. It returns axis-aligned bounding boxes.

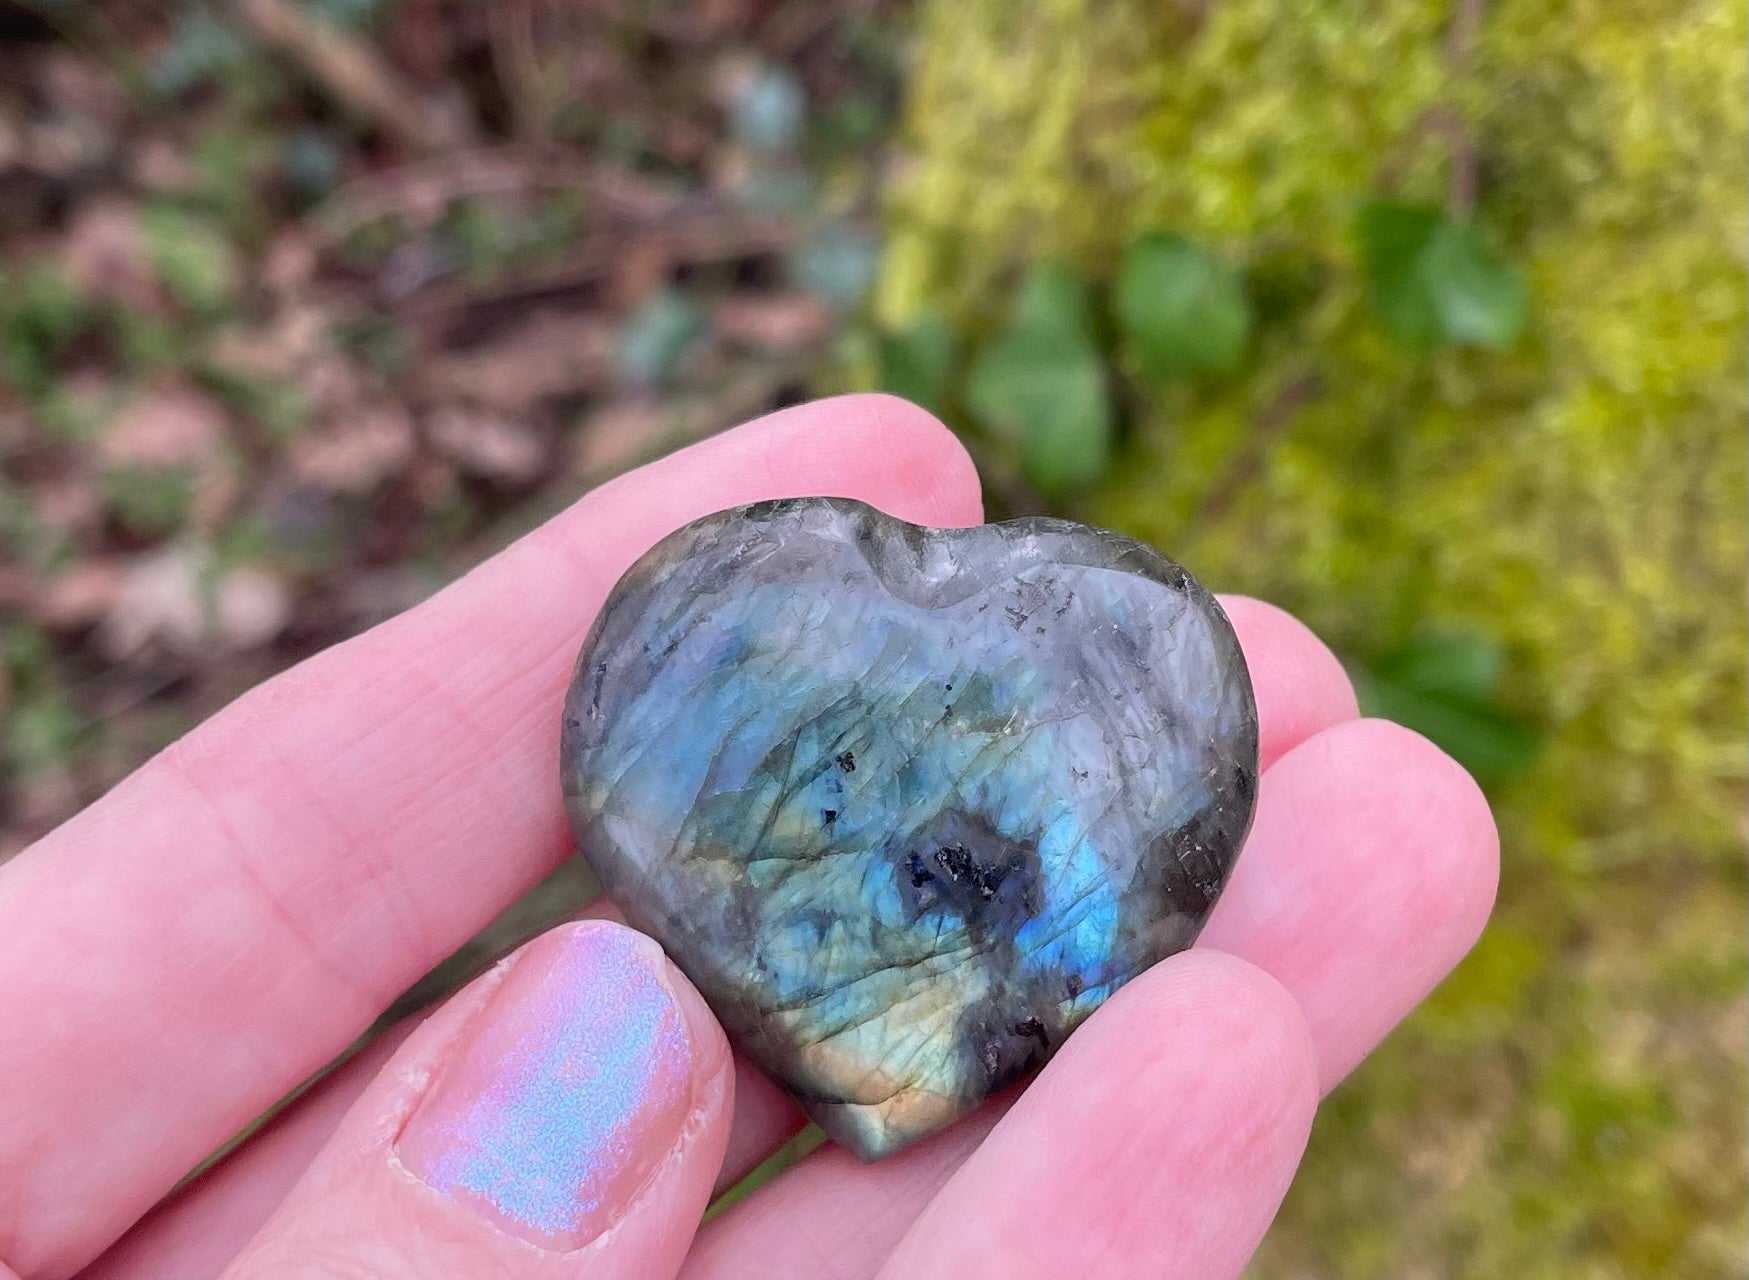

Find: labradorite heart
[560,497,1258,1159]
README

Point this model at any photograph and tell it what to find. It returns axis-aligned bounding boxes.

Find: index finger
[0,395,982,1280]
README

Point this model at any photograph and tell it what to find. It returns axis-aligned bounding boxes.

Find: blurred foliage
[1352,631,1539,784]
[964,262,1113,493]
[878,0,1746,1275]
[1353,201,1526,351]
[0,0,910,851]
[1116,232,1252,379]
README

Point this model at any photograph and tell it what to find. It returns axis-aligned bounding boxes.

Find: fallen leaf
[573,398,664,478]
[63,199,159,311]
[34,475,102,540]
[207,304,329,384]
[262,229,321,296]
[34,560,124,630]
[424,311,612,412]
[99,385,229,469]
[213,565,292,650]
[37,51,127,128]
[713,293,831,351]
[303,352,371,414]
[290,401,415,493]
[101,547,206,658]
[129,137,200,192]
[100,548,291,657]
[426,405,547,484]
[22,116,109,178]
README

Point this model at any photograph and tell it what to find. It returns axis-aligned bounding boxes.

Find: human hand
[0,396,1497,1280]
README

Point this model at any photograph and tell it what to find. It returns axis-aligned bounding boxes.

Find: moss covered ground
[880,2,1746,1273]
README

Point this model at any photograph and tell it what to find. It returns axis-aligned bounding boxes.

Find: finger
[0,394,979,1279]
[79,1025,417,1280]
[1215,595,1358,769]
[1197,717,1499,1088]
[876,952,1316,1280]
[87,1035,797,1280]
[82,905,800,1280]
[681,719,1496,1280]
[223,921,732,1280]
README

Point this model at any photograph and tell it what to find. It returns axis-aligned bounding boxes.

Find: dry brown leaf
[262,230,321,295]
[101,549,292,657]
[99,386,228,469]
[573,398,665,479]
[207,304,329,384]
[22,115,110,178]
[290,401,415,493]
[101,548,206,658]
[63,199,159,311]
[33,475,102,541]
[713,293,832,351]
[607,238,675,310]
[424,310,612,412]
[213,566,293,650]
[35,560,124,630]
[129,137,199,192]
[426,405,546,484]
[37,52,127,127]
[303,351,371,414]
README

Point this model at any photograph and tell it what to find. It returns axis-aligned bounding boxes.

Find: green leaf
[0,267,90,397]
[1371,630,1504,703]
[151,11,249,95]
[875,311,956,413]
[965,263,1112,494]
[1354,630,1540,783]
[614,288,703,388]
[142,205,239,315]
[729,65,806,153]
[790,223,881,308]
[1115,233,1252,378]
[1421,219,1529,348]
[1355,202,1527,351]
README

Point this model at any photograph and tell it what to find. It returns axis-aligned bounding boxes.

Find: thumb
[222,920,733,1279]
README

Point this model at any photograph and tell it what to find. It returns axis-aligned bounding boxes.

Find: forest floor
[1,0,902,857]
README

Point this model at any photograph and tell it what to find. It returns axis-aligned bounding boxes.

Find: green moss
[883,1,1746,1274]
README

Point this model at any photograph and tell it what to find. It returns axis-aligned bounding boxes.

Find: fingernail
[397,920,701,1250]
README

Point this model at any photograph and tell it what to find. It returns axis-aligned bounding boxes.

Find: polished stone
[561,498,1258,1159]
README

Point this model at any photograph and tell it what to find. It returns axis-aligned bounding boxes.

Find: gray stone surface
[562,497,1258,1158]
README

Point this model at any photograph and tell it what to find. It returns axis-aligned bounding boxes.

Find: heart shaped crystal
[561,497,1258,1158]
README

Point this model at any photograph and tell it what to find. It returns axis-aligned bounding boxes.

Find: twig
[1442,0,1485,216]
[239,0,473,154]
[1375,0,1485,215]
[395,212,799,323]
[1446,0,1485,64]
[1416,107,1479,218]
[487,0,552,145]
[1194,370,1322,528]
[310,152,684,244]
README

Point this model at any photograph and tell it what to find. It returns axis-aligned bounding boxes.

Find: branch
[239,0,473,154]
[1195,370,1322,528]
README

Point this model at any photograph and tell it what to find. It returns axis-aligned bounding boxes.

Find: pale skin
[0,395,1499,1280]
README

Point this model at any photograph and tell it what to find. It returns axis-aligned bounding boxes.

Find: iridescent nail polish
[397,921,696,1249]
